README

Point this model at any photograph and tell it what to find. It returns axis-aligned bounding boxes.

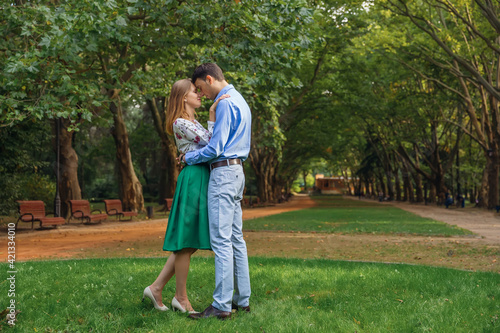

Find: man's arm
[184,100,232,165]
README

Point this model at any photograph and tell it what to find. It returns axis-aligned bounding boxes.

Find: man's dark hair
[191,63,225,83]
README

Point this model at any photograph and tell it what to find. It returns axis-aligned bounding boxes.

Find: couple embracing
[143,63,251,320]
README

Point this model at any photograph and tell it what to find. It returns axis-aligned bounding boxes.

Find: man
[179,63,251,320]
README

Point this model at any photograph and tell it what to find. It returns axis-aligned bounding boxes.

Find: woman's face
[184,83,202,109]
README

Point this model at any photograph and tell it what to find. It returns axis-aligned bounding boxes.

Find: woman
[143,79,227,313]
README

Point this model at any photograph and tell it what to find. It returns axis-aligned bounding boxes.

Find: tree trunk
[394,169,402,201]
[342,170,349,195]
[377,172,386,198]
[249,147,279,202]
[254,165,274,202]
[413,170,423,203]
[429,183,437,203]
[274,173,284,201]
[158,136,179,202]
[110,98,144,212]
[486,150,499,209]
[486,88,500,209]
[302,170,308,192]
[369,180,374,197]
[479,167,489,208]
[402,162,414,202]
[53,119,82,218]
[385,170,394,200]
[268,162,278,202]
[147,97,178,203]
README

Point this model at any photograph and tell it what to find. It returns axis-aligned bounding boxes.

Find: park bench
[251,197,264,207]
[160,198,174,214]
[242,196,263,208]
[103,199,138,221]
[68,200,108,224]
[16,200,66,230]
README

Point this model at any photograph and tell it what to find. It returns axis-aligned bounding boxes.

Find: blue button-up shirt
[185,84,252,165]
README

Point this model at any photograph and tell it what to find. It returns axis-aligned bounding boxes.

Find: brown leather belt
[210,159,242,170]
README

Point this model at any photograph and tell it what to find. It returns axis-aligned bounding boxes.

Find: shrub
[0,172,56,215]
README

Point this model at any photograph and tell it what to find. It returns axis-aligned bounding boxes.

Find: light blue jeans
[208,164,251,312]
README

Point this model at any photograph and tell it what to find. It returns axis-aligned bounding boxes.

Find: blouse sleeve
[207,121,215,135]
[175,119,212,146]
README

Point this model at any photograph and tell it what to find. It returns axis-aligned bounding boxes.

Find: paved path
[352,197,500,245]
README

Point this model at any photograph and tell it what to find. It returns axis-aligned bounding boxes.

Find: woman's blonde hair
[166,79,193,135]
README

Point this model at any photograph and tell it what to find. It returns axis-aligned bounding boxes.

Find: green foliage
[291,179,302,193]
[1,257,498,332]
[0,119,54,215]
[274,0,372,183]
[0,3,105,125]
[1,0,495,206]
[73,124,117,200]
[307,0,494,197]
[1,0,319,204]
[0,172,56,216]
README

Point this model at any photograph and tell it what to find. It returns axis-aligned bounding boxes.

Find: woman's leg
[149,253,176,307]
[174,248,197,311]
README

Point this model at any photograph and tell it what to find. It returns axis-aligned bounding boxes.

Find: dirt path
[2,195,499,272]
[3,195,317,261]
[379,198,500,245]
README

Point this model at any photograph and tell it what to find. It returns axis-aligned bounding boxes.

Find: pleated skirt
[162,164,211,252]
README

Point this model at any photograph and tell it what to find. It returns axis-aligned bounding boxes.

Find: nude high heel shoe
[172,297,198,314]
[142,286,168,311]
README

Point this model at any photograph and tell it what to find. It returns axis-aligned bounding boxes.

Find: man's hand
[176,153,186,165]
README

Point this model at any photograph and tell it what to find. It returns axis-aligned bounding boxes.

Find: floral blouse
[173,118,215,154]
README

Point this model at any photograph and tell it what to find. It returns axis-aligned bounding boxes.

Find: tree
[379,0,500,207]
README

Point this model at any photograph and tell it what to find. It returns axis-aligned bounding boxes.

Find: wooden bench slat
[39,217,66,226]
[103,199,137,221]
[69,200,107,224]
[16,200,65,230]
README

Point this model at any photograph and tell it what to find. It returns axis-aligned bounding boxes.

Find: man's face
[194,77,216,100]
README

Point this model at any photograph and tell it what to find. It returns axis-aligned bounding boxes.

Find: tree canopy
[1,0,500,213]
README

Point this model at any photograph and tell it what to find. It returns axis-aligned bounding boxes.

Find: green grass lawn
[1,257,499,332]
[243,196,472,236]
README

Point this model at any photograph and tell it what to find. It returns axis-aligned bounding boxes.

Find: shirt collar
[215,84,234,101]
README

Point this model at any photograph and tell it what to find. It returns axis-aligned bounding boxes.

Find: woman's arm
[209,94,230,122]
[207,94,230,135]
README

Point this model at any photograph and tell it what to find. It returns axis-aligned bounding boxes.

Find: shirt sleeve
[176,119,211,147]
[185,100,232,165]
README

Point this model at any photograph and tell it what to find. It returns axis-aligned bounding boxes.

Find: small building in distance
[315,175,348,194]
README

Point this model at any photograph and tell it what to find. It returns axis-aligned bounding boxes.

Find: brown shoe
[188,305,231,320]
[232,303,251,313]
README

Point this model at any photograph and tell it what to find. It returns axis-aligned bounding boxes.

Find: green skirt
[163,164,211,252]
